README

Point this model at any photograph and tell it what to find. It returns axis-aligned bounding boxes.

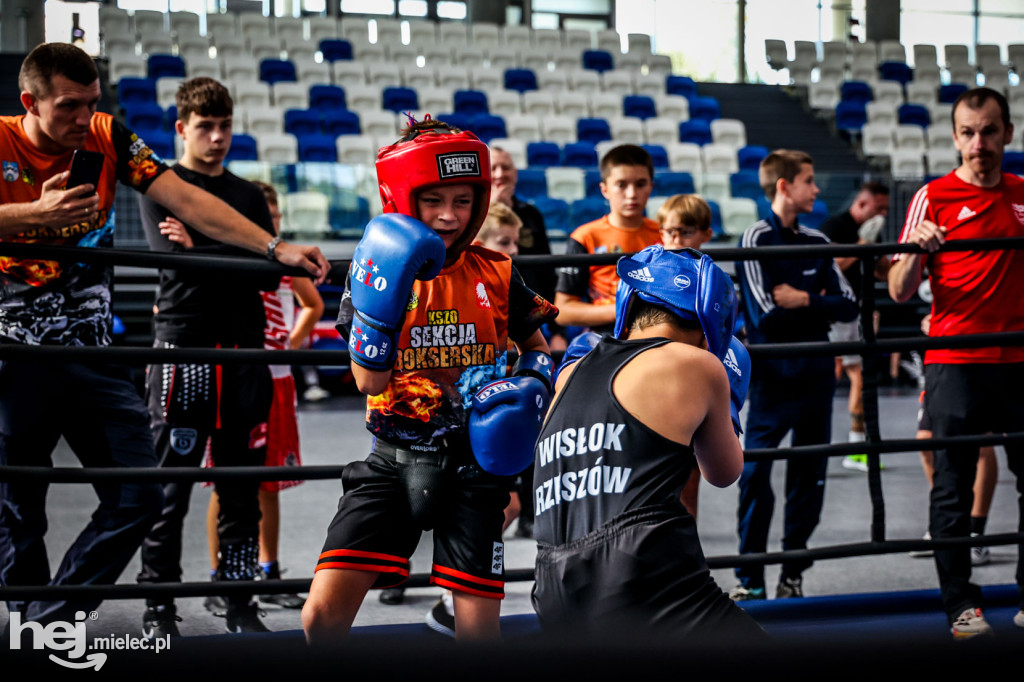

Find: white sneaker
[950,607,993,639]
[842,455,869,472]
[908,531,933,558]
[303,385,330,402]
[970,534,991,566]
[1014,610,1024,628]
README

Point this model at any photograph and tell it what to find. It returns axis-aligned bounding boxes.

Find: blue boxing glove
[512,349,555,392]
[345,214,446,370]
[469,376,550,476]
[722,336,750,435]
[554,331,600,384]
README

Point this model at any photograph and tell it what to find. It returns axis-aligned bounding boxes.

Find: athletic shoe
[728,585,767,601]
[303,385,330,402]
[203,594,229,617]
[909,531,933,558]
[970,534,991,567]
[842,455,869,472]
[1014,610,1024,628]
[258,564,306,609]
[425,592,456,638]
[776,576,804,599]
[142,604,181,639]
[950,607,993,639]
[225,602,271,634]
[379,586,406,605]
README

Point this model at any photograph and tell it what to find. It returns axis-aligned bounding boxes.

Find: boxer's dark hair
[19,43,98,99]
[627,299,700,335]
[952,86,1011,130]
[176,77,233,122]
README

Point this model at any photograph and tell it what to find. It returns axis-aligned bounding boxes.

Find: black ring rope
[1,239,1022,601]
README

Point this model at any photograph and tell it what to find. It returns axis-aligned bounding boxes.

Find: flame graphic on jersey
[0,253,62,285]
[368,373,444,422]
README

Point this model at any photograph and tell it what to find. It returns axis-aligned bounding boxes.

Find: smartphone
[66,149,105,195]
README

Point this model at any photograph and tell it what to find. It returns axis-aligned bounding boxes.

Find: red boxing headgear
[376,126,491,258]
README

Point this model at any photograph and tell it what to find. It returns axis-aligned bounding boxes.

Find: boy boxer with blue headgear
[302,116,557,643]
[531,245,765,640]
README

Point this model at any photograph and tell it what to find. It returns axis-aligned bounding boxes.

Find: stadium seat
[840,80,873,104]
[729,170,762,201]
[894,123,927,150]
[531,196,571,233]
[226,134,259,162]
[581,49,614,73]
[1003,150,1024,175]
[719,197,759,237]
[562,142,599,168]
[526,142,562,168]
[545,167,586,203]
[584,169,603,198]
[504,113,542,142]
[123,102,166,131]
[799,199,830,229]
[926,148,960,177]
[939,83,969,104]
[861,122,896,157]
[835,101,868,134]
[644,117,678,147]
[737,145,769,171]
[609,117,644,144]
[878,61,913,85]
[755,195,773,220]
[273,82,309,111]
[147,54,186,80]
[642,144,669,169]
[284,109,321,137]
[310,85,346,111]
[898,103,931,128]
[259,59,297,85]
[297,133,339,162]
[336,134,377,164]
[623,95,657,120]
[285,191,331,233]
[323,109,361,137]
[319,39,353,62]
[117,77,157,105]
[710,118,746,148]
[665,75,697,99]
[577,118,612,145]
[468,114,507,144]
[570,196,609,225]
[136,128,175,160]
[866,101,898,126]
[706,199,723,237]
[702,143,739,174]
[687,96,721,122]
[382,86,418,113]
[557,92,591,119]
[678,119,713,146]
[653,171,695,196]
[436,112,471,132]
[453,90,489,116]
[516,168,548,199]
[504,68,538,94]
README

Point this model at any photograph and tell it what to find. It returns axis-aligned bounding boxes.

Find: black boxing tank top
[532,336,696,546]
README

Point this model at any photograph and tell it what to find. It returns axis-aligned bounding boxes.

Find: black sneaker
[379,586,406,605]
[203,575,229,616]
[258,564,306,609]
[425,594,455,638]
[142,604,182,639]
[776,576,804,599]
[225,602,271,634]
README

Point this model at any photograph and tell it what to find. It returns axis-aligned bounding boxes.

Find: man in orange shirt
[554,144,662,336]
[0,43,328,628]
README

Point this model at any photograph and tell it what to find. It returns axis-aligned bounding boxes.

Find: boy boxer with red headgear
[302,117,557,642]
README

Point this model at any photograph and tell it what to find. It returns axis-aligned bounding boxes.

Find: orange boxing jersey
[556,216,662,306]
[339,246,557,451]
[0,113,167,345]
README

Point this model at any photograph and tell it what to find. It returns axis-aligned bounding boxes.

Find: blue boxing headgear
[613,246,737,361]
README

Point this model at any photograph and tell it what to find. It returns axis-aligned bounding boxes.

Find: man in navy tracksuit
[732,149,858,601]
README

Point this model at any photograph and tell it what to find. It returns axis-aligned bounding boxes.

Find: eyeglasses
[660,225,703,239]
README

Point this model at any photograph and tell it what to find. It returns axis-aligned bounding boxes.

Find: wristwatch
[266,235,283,261]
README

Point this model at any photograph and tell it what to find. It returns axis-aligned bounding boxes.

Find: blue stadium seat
[435,112,471,131]
[576,118,612,145]
[330,194,371,233]
[840,80,873,104]
[284,109,321,136]
[898,103,931,128]
[147,54,186,80]
[729,170,762,201]
[562,142,599,168]
[504,68,538,94]
[570,196,609,226]
[467,113,506,144]
[800,199,830,229]
[581,49,614,73]
[706,199,723,237]
[117,77,157,105]
[584,169,603,198]
[834,100,867,134]
[453,89,489,116]
[653,171,695,196]
[623,95,657,120]
[737,145,769,171]
[641,144,669,169]
[260,59,297,85]
[382,86,418,113]
[531,196,571,233]
[135,128,175,159]
[755,195,772,220]
[319,39,353,62]
[687,95,721,122]
[666,75,697,99]
[678,119,712,145]
[939,83,969,103]
[310,84,347,110]
[878,61,913,85]
[297,133,339,162]
[515,168,548,199]
[1003,150,1024,175]
[526,141,561,168]
[323,109,361,136]
[226,134,258,162]
[166,105,177,124]
[122,102,165,131]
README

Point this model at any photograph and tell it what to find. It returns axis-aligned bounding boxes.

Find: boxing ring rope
[1,239,1023,604]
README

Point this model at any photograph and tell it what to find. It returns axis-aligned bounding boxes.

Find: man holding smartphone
[0,43,329,630]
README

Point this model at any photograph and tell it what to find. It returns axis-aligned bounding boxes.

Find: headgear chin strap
[376,126,491,258]
[613,245,737,361]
